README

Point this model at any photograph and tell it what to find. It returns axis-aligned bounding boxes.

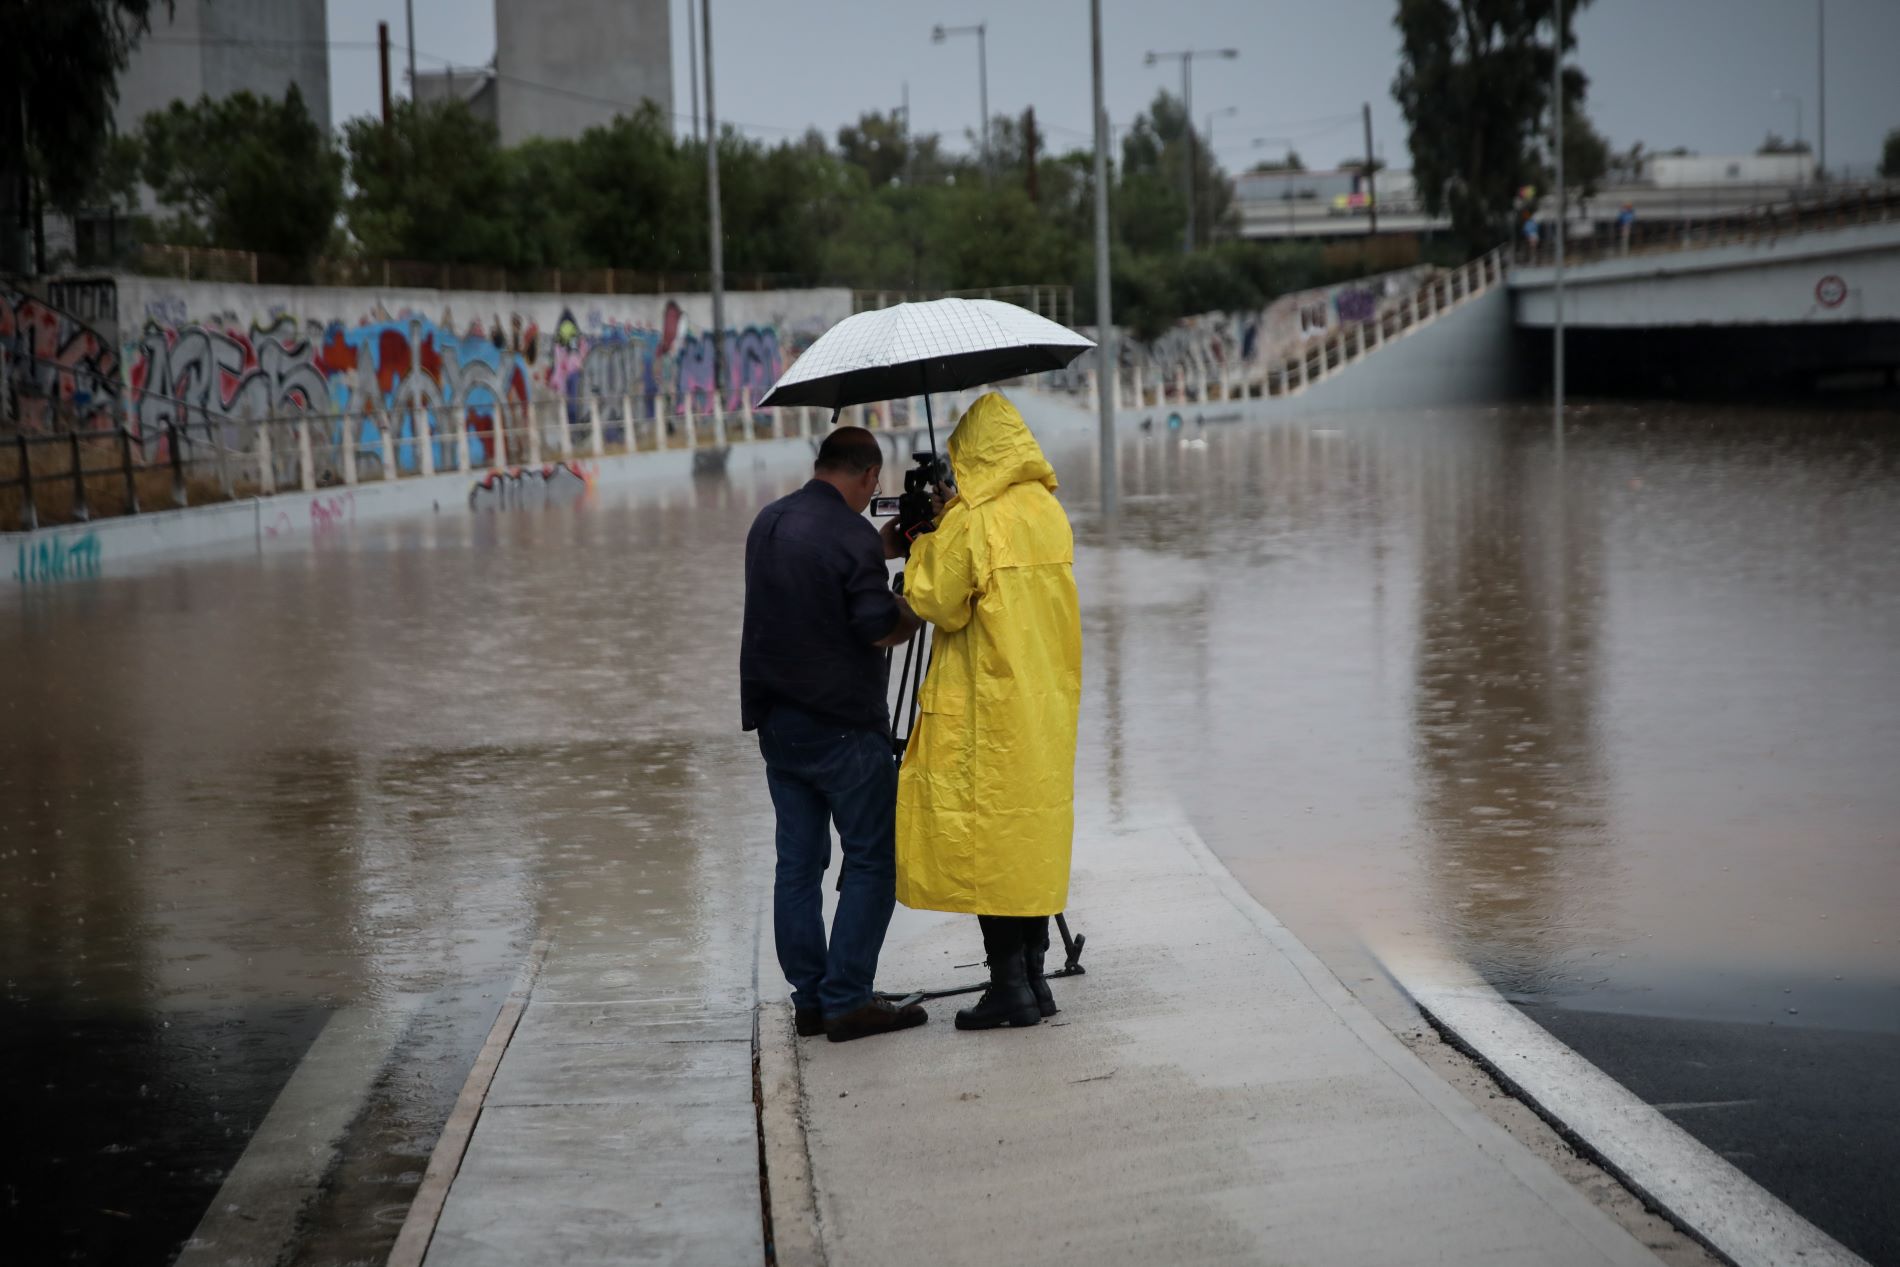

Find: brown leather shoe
[795,1007,824,1038]
[824,997,928,1043]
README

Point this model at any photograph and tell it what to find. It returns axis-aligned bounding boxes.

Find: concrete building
[493,0,672,145]
[412,65,500,131]
[411,0,673,145]
[114,0,331,136]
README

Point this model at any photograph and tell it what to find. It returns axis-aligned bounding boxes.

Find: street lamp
[1202,106,1238,244]
[1144,47,1240,252]
[933,22,989,182]
[1771,89,1804,150]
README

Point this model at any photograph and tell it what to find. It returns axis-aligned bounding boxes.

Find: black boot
[1021,917,1058,1018]
[956,916,1041,1030]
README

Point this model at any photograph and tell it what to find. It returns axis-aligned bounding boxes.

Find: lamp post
[1144,47,1239,252]
[1817,0,1826,180]
[704,0,725,405]
[1552,0,1565,456]
[933,22,989,182]
[1090,0,1115,515]
[1202,106,1238,244]
[1771,89,1804,151]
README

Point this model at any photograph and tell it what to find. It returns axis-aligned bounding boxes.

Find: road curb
[755,1001,824,1267]
[387,938,550,1267]
[1375,941,1868,1267]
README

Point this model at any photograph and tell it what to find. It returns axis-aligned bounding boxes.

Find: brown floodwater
[4,401,1897,1263]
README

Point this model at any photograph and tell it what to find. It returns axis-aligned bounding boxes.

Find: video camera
[871,451,954,552]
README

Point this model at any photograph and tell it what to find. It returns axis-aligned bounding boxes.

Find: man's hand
[872,596,923,648]
[880,516,905,560]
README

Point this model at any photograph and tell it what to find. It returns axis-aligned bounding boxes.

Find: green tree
[1248,150,1306,174]
[1393,0,1595,252]
[1882,129,1900,180]
[1757,133,1812,156]
[343,98,518,266]
[1559,106,1611,199]
[1,0,169,271]
[139,85,342,270]
[1116,92,1235,251]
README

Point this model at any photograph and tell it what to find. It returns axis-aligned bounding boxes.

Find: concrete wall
[1512,220,1900,328]
[495,0,672,145]
[3,427,861,590]
[1017,285,1519,436]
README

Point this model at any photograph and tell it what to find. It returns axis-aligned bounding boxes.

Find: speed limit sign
[1815,275,1848,308]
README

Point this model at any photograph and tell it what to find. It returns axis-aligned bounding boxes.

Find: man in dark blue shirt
[742,426,926,1043]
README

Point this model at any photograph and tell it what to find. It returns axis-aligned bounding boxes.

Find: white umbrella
[757,298,1094,448]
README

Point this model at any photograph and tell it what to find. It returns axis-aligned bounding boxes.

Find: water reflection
[1410,428,1616,994]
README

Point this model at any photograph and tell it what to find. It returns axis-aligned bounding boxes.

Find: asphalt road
[1516,1003,1900,1266]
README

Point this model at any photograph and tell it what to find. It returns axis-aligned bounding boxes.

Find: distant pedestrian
[1617,203,1636,255]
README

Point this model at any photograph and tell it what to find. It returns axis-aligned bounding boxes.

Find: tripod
[882,571,1087,1003]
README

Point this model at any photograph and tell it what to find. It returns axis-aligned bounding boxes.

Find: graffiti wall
[2,286,120,430]
[99,276,848,475]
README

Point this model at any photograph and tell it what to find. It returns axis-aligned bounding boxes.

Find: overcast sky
[326,0,1900,176]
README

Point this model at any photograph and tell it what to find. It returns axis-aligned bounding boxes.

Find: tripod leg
[906,624,930,736]
[1054,912,1086,974]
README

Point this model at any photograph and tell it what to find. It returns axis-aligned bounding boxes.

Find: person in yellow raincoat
[896,392,1082,1030]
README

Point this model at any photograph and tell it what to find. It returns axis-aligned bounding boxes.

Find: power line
[135,32,812,140]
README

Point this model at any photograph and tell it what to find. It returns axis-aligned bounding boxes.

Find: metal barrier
[1517,182,1900,268]
[1052,249,1508,410]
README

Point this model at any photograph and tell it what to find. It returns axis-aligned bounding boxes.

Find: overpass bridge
[1510,185,1900,395]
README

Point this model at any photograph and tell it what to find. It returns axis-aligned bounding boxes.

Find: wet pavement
[4,401,1897,1263]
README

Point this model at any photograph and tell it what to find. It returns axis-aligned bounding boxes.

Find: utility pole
[687,0,701,143]
[703,0,725,400]
[901,82,912,186]
[1362,102,1378,237]
[405,0,418,109]
[1552,0,1566,456]
[1025,106,1040,202]
[379,22,392,128]
[1817,0,1827,181]
[1091,0,1117,515]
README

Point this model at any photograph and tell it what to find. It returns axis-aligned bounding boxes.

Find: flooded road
[5,401,1898,1262]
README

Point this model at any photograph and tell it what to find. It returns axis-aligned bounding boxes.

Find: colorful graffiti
[468,462,595,512]
[2,287,119,430]
[121,298,794,476]
[541,300,785,436]
[13,532,102,584]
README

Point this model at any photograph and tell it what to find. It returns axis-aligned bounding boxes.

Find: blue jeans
[758,706,897,1017]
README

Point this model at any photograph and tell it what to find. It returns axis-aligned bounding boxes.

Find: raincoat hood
[946,392,1057,507]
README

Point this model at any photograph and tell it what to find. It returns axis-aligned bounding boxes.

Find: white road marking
[173,997,420,1267]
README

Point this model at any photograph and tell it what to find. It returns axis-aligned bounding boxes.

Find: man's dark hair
[814,426,884,476]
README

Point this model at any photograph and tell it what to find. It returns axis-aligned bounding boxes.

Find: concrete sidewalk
[408,792,1672,1266]
[763,802,1664,1267]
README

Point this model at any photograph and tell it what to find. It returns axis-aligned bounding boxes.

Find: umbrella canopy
[757,298,1094,412]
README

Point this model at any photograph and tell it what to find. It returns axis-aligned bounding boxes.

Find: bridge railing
[2,359,935,532]
[1037,249,1509,410]
[1518,181,1900,268]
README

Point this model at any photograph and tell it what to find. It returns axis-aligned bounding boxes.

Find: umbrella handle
[923,390,937,453]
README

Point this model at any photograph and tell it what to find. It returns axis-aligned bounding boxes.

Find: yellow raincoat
[895,393,1082,916]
